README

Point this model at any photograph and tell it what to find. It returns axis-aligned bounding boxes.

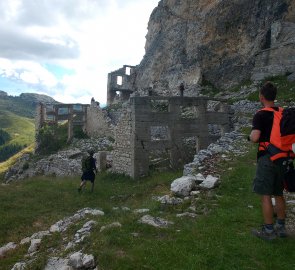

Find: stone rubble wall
[111,96,233,178]
[85,103,114,138]
[112,107,132,175]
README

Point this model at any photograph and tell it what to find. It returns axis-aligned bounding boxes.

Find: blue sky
[0,0,159,106]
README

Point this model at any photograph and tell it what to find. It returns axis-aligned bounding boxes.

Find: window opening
[117,76,123,85]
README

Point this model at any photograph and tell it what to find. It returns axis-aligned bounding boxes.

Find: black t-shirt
[252,107,279,157]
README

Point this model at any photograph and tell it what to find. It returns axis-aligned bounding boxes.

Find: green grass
[247,75,295,102]
[0,110,35,147]
[1,147,295,270]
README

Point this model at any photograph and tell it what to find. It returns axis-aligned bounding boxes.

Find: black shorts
[253,154,286,196]
[81,171,95,182]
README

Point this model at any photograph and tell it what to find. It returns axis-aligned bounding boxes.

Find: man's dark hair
[259,81,277,101]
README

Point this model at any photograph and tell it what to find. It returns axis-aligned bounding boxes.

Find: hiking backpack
[82,156,92,172]
[280,107,295,152]
[258,107,295,161]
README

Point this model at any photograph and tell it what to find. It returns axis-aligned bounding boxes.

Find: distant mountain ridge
[0,91,58,118]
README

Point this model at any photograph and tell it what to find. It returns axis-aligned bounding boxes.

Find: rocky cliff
[133,0,295,96]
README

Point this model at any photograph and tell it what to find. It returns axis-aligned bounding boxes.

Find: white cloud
[0,0,159,105]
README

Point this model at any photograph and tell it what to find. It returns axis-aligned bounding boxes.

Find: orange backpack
[258,107,295,161]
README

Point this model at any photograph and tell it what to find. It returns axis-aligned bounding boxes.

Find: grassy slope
[0,96,35,118]
[0,144,35,175]
[0,110,35,146]
[0,146,295,270]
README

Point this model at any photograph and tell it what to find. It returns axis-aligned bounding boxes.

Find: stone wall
[112,96,233,178]
[107,65,136,105]
[85,102,113,138]
[112,107,133,175]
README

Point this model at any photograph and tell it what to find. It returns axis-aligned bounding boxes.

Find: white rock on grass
[100,222,122,232]
[138,215,174,228]
[133,209,150,214]
[28,239,42,254]
[176,212,197,218]
[0,242,17,258]
[68,252,95,269]
[82,254,95,268]
[68,252,83,269]
[190,191,200,196]
[20,237,31,245]
[171,176,197,197]
[199,175,219,189]
[156,195,183,205]
[44,257,70,270]
[195,173,206,182]
[11,262,27,270]
[50,208,104,233]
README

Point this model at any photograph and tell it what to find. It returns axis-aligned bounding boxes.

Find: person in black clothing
[249,82,287,240]
[78,150,97,193]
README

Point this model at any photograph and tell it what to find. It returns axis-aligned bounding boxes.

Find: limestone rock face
[133,0,295,94]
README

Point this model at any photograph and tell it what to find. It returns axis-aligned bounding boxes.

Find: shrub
[0,144,24,162]
[0,129,11,146]
[36,123,68,155]
[73,126,89,139]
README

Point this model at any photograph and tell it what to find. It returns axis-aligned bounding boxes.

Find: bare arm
[249,129,261,143]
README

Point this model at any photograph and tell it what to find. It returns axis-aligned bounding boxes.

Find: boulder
[100,222,122,232]
[138,215,174,228]
[199,175,219,189]
[0,242,17,258]
[28,239,41,253]
[171,176,197,197]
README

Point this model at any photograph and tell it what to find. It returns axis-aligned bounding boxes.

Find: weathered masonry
[112,96,233,178]
[36,103,89,142]
[107,65,135,105]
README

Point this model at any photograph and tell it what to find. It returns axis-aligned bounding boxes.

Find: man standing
[78,149,98,193]
[249,82,287,240]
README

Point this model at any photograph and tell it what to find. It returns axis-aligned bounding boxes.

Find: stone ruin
[35,94,233,179]
[36,99,113,143]
[112,96,232,178]
[107,65,136,105]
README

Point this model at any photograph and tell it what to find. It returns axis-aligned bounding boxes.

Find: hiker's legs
[261,195,273,224]
[79,180,87,190]
[91,181,94,192]
[274,195,285,220]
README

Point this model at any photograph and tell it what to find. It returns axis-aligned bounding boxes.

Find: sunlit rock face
[133,0,295,95]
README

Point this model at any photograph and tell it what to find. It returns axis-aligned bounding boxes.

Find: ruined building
[36,99,113,143]
[36,95,232,178]
[112,96,232,178]
[107,65,136,105]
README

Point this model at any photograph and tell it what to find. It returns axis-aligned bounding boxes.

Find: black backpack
[280,107,295,152]
[82,156,92,173]
[284,161,295,192]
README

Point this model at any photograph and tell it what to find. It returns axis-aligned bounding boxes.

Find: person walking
[78,149,98,193]
[248,81,287,240]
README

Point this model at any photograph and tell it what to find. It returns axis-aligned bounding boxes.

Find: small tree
[0,129,11,146]
[36,123,67,155]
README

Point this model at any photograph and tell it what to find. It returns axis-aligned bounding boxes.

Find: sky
[0,0,160,106]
